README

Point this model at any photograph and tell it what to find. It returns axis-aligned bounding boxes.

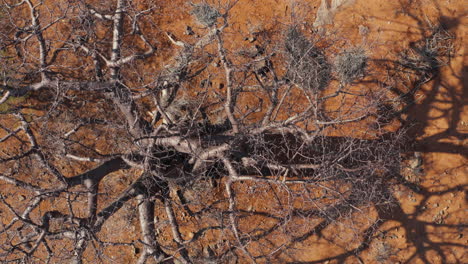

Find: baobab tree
[0,0,429,263]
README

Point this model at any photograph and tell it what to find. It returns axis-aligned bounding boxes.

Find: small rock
[244,36,256,43]
[409,152,422,169]
[187,232,194,239]
[433,203,439,208]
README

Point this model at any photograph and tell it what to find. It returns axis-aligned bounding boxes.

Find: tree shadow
[272,1,466,263]
[130,2,466,262]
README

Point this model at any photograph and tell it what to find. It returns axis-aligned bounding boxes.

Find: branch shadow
[280,1,467,263]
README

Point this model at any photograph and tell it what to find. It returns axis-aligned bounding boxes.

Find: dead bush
[398,24,454,75]
[190,3,221,27]
[284,26,331,91]
[334,48,368,84]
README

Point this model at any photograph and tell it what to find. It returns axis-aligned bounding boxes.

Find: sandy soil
[154,0,467,263]
[0,0,465,263]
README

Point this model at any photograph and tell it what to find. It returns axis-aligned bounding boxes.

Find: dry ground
[0,0,466,263]
[154,1,467,263]
[155,0,467,263]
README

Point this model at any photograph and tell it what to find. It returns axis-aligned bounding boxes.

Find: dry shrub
[398,24,454,75]
[284,26,331,91]
[374,241,398,263]
[190,3,221,27]
[334,48,367,84]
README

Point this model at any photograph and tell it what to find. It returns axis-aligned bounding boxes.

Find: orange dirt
[1,0,466,263]
[152,0,468,263]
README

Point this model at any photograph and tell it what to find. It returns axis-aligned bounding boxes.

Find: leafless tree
[0,1,420,263]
